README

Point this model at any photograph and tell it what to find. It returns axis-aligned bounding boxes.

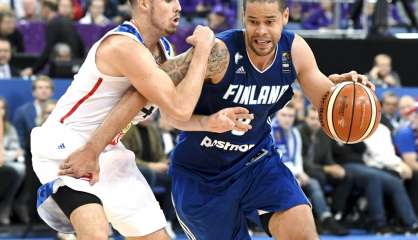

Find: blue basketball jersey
[170,29,297,180]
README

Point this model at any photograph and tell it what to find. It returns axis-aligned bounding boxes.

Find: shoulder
[98,34,151,61]
[395,126,414,139]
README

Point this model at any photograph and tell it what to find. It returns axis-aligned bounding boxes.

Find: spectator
[39,99,56,125]
[298,105,353,226]
[102,0,120,22]
[157,114,178,155]
[79,0,110,26]
[207,5,229,33]
[291,87,305,126]
[48,43,80,78]
[58,0,74,19]
[302,0,334,30]
[398,95,416,127]
[273,103,348,235]
[332,139,416,234]
[13,75,54,221]
[0,96,21,225]
[0,37,19,78]
[364,123,418,233]
[20,0,84,77]
[380,91,400,131]
[17,0,39,22]
[368,54,401,87]
[394,106,418,216]
[0,96,28,223]
[121,117,176,238]
[0,10,24,53]
[364,124,412,179]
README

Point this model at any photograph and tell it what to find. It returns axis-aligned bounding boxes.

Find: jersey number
[141,106,155,118]
[231,118,252,136]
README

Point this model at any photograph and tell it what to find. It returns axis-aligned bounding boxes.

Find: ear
[282,7,289,26]
[137,0,150,10]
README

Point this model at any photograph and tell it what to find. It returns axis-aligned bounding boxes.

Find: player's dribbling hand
[186,25,215,52]
[58,145,100,185]
[201,107,254,133]
[328,70,375,91]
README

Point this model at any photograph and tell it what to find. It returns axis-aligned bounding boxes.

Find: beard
[246,33,276,57]
[150,5,177,36]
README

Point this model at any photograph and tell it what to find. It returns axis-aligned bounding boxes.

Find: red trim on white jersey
[60,78,103,123]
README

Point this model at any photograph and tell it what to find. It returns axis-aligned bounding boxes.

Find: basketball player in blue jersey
[59,0,374,239]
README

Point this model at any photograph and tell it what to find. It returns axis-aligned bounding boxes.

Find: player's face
[243,1,289,57]
[276,106,296,130]
[150,0,181,36]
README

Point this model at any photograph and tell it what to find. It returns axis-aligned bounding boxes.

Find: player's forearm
[86,88,146,153]
[170,47,211,121]
[160,41,229,121]
[162,112,208,131]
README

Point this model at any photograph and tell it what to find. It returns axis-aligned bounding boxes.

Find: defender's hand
[58,145,100,185]
[201,107,254,133]
[186,25,215,52]
[329,71,375,91]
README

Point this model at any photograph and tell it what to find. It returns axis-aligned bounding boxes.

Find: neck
[131,17,162,50]
[48,12,57,21]
[35,99,48,106]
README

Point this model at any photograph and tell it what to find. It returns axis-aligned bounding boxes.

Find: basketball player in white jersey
[28,0,257,239]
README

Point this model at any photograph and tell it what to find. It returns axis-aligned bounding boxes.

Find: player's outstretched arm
[160,107,253,133]
[292,35,372,110]
[69,39,230,157]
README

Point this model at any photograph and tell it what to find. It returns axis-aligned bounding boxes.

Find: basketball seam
[327,82,351,142]
[355,84,377,142]
[346,81,356,144]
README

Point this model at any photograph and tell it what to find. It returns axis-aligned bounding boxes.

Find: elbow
[167,104,194,122]
[171,108,193,122]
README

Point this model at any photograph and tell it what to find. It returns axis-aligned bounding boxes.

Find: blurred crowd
[0,0,415,80]
[0,74,417,238]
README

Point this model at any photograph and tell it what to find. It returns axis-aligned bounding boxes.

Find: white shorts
[31,123,167,237]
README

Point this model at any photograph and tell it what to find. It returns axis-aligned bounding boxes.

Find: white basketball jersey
[45,21,174,141]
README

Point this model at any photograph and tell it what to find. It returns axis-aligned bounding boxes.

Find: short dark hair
[0,37,10,45]
[243,0,288,11]
[0,10,15,24]
[382,91,398,102]
[284,101,295,109]
[128,0,136,7]
[42,0,58,12]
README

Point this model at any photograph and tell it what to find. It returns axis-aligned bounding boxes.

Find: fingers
[233,119,252,132]
[58,168,76,177]
[185,36,195,46]
[233,113,254,121]
[228,107,249,114]
[330,71,375,91]
[89,173,99,186]
[59,161,71,170]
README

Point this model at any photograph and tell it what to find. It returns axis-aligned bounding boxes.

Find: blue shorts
[171,149,310,240]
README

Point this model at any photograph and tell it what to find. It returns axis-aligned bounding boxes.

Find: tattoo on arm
[160,42,229,85]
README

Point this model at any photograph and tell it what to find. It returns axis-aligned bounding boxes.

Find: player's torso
[171,29,297,178]
[45,21,172,139]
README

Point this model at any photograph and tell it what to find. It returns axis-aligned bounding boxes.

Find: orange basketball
[318,82,381,144]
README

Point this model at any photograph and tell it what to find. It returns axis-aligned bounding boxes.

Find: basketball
[319,81,381,144]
